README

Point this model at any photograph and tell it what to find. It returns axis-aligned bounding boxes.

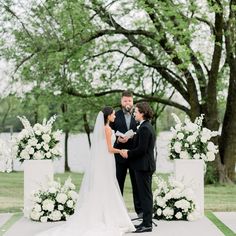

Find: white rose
[56,193,68,204]
[163,207,174,217]
[174,142,182,153]
[58,205,64,211]
[42,199,55,212]
[186,135,196,144]
[53,130,62,141]
[36,144,41,150]
[28,147,35,155]
[177,133,184,140]
[175,212,183,219]
[193,154,200,159]
[42,134,51,143]
[206,152,215,161]
[155,197,166,208]
[179,151,190,159]
[68,191,78,201]
[28,138,38,146]
[35,130,41,136]
[43,144,49,151]
[46,152,52,158]
[20,150,30,160]
[49,210,62,221]
[156,208,162,216]
[175,199,190,210]
[40,216,48,223]
[66,200,74,208]
[175,124,182,131]
[34,203,42,212]
[30,210,41,221]
[34,151,44,160]
[48,187,57,194]
[207,142,218,153]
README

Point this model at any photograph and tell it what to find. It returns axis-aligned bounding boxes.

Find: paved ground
[1,212,235,236]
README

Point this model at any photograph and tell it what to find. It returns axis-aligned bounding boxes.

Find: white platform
[214,212,236,233]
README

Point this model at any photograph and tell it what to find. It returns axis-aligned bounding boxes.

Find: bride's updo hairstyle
[135,102,153,120]
[102,106,114,124]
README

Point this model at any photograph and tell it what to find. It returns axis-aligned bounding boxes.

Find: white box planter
[23,160,53,217]
[174,159,204,217]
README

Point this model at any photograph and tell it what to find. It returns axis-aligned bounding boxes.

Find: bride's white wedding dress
[36,112,135,236]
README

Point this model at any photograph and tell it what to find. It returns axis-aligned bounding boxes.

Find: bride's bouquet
[169,113,219,161]
[13,115,62,163]
[153,176,199,221]
[30,177,78,222]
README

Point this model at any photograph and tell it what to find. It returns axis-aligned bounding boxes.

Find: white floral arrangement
[153,176,199,221]
[30,177,78,222]
[13,116,62,163]
[0,139,12,173]
[169,113,219,161]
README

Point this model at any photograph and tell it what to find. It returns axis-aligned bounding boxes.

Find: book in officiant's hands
[115,129,136,139]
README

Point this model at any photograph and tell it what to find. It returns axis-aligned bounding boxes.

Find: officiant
[110,90,143,218]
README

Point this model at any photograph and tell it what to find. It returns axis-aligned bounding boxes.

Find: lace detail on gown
[35,114,135,236]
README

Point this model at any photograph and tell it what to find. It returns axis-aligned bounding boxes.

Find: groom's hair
[122,90,133,97]
[136,102,153,120]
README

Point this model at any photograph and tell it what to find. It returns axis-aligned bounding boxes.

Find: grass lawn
[0,171,236,213]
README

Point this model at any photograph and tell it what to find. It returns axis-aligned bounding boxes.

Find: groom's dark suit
[110,109,142,215]
[128,120,156,227]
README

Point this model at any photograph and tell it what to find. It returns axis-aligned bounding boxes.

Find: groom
[121,102,156,233]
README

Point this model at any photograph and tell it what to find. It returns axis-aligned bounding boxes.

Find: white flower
[175,212,183,219]
[177,133,184,140]
[56,193,68,204]
[193,154,200,159]
[36,144,42,150]
[206,152,215,161]
[66,200,74,208]
[58,205,64,211]
[34,204,42,212]
[53,130,62,141]
[34,151,44,160]
[64,177,76,190]
[28,138,38,146]
[43,144,49,151]
[49,210,62,221]
[20,150,30,160]
[42,199,55,212]
[207,142,218,153]
[186,135,196,144]
[48,187,57,194]
[40,216,48,223]
[157,208,162,216]
[68,191,78,201]
[163,207,174,217]
[174,142,182,153]
[28,147,35,155]
[179,151,190,159]
[46,152,52,158]
[175,124,182,131]
[42,134,51,143]
[175,199,190,210]
[30,210,41,221]
[155,197,166,208]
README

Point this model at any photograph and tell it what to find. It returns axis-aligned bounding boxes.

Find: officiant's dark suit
[127,103,156,231]
[110,108,142,216]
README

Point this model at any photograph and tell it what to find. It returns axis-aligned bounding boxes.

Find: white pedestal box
[174,159,204,217]
[23,160,54,218]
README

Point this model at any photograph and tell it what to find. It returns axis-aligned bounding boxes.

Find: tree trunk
[64,129,70,172]
[83,113,91,147]
[219,57,236,183]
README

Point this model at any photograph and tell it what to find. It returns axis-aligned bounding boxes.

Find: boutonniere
[137,125,140,130]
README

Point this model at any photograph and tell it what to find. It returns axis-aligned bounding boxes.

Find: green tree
[1,0,235,182]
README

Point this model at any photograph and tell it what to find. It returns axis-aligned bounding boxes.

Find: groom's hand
[120,149,128,158]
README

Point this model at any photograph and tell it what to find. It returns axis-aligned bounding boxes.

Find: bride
[36,107,135,236]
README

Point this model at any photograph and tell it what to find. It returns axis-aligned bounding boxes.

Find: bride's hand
[120,149,128,158]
